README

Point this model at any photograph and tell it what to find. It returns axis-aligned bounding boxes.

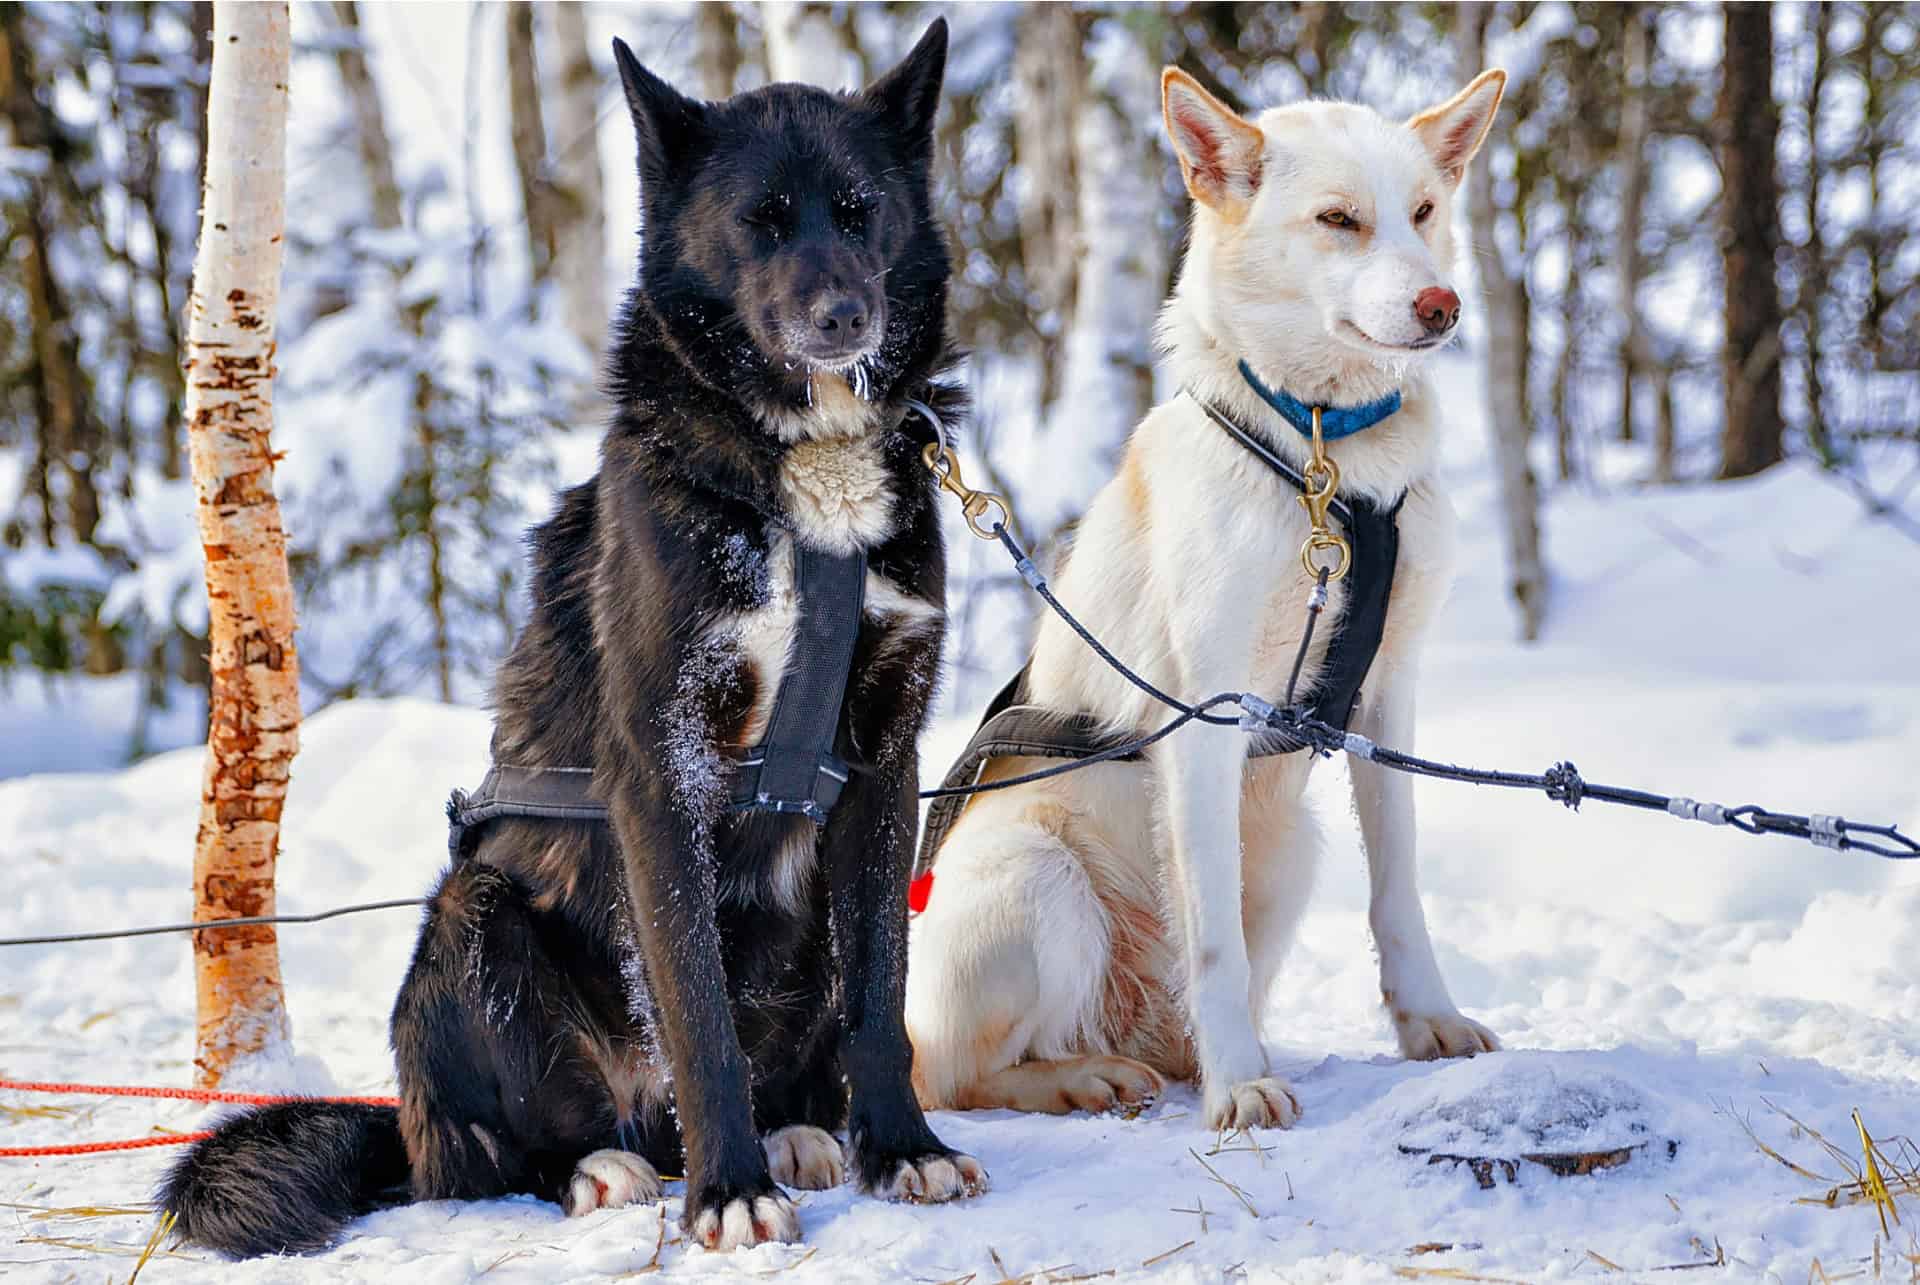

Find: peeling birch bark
[185,0,297,1088]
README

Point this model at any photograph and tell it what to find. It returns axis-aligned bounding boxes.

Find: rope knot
[1544,761,1586,811]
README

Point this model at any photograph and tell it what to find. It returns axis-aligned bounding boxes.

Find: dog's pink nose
[1414,287,1460,336]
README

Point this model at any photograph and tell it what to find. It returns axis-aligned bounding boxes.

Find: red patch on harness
[907,870,934,914]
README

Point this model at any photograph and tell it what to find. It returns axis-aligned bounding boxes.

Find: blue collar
[1237,360,1402,440]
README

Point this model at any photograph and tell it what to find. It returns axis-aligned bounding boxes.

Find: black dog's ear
[612,38,705,178]
[864,17,948,150]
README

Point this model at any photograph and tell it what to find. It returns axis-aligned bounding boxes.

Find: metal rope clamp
[1299,405,1352,581]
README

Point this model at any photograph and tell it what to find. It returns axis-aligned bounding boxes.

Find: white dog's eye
[1317,209,1359,230]
[1413,200,1435,224]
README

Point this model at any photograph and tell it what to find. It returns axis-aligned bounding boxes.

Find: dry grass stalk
[1728,1101,1838,1183]
[0,1202,152,1220]
[1141,1241,1194,1268]
[126,1209,177,1285]
[1856,1110,1905,1239]
[480,1247,536,1275]
[1188,1146,1260,1218]
[1207,1128,1271,1165]
[1170,1196,1210,1234]
[1642,1239,1727,1273]
[613,1214,668,1278]
[1390,1268,1528,1283]
[18,1233,189,1262]
[1586,1248,1626,1272]
[756,1245,819,1275]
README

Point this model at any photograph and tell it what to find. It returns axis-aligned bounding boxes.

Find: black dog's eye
[742,192,791,241]
[1413,199,1435,224]
[1318,209,1360,231]
[831,189,873,239]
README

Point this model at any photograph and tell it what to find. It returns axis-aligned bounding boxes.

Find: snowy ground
[4,371,1919,1281]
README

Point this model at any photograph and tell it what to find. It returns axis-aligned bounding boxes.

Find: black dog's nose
[811,294,868,336]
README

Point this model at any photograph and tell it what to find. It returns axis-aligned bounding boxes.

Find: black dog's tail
[158,1101,410,1257]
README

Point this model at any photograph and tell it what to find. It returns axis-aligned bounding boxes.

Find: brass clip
[922,442,1014,541]
[1297,407,1351,581]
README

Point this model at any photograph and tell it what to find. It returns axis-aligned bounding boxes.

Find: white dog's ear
[1407,69,1506,188]
[1162,68,1264,216]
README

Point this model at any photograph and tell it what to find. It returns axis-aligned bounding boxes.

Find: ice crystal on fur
[661,635,736,855]
[713,529,770,600]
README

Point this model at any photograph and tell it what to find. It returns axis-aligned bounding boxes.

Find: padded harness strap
[913,398,1404,880]
[448,544,869,858]
[726,545,867,822]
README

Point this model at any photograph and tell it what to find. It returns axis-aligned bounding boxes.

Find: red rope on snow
[0,1078,400,1158]
[0,1132,216,1158]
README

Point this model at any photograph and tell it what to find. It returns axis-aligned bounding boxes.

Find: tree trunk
[1801,0,1833,465]
[761,1,861,88]
[1458,5,1546,641]
[0,7,103,547]
[1717,1,1784,480]
[1060,20,1163,460]
[543,2,608,358]
[1615,2,1653,449]
[694,1,744,99]
[1013,4,1082,411]
[327,1,401,231]
[506,2,555,283]
[186,0,298,1088]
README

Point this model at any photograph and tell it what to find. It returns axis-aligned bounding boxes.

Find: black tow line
[926,519,1918,863]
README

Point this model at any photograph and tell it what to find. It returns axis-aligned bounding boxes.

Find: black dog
[161,20,985,1256]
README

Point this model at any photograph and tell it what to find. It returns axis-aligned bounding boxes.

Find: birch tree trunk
[544,2,607,358]
[762,1,861,88]
[1060,22,1164,458]
[1457,6,1546,641]
[186,0,297,1088]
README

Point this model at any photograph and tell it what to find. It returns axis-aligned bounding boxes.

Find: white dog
[905,67,1507,1132]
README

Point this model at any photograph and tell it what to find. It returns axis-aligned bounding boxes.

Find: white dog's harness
[913,383,1406,884]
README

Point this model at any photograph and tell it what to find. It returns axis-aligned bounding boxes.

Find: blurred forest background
[2,1,1918,769]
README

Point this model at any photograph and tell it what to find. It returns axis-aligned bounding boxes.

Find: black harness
[912,395,1405,880]
[446,540,870,863]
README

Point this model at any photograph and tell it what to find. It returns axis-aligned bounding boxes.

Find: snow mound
[1379,1051,1666,1159]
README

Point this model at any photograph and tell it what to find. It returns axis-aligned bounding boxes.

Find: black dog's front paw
[857,1145,989,1204]
[684,1181,800,1251]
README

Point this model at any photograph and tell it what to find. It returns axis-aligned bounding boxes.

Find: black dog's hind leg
[823,758,988,1201]
[391,859,671,1217]
[744,963,850,1193]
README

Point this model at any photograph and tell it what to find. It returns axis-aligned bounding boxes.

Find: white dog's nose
[1414,287,1460,336]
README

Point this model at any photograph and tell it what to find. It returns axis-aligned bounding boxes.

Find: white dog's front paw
[763,1125,845,1190]
[1394,1009,1499,1061]
[563,1149,663,1216]
[1204,1076,1302,1131]
[690,1192,800,1251]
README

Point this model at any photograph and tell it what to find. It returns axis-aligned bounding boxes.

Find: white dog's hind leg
[906,816,1125,1110]
[1349,674,1498,1059]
